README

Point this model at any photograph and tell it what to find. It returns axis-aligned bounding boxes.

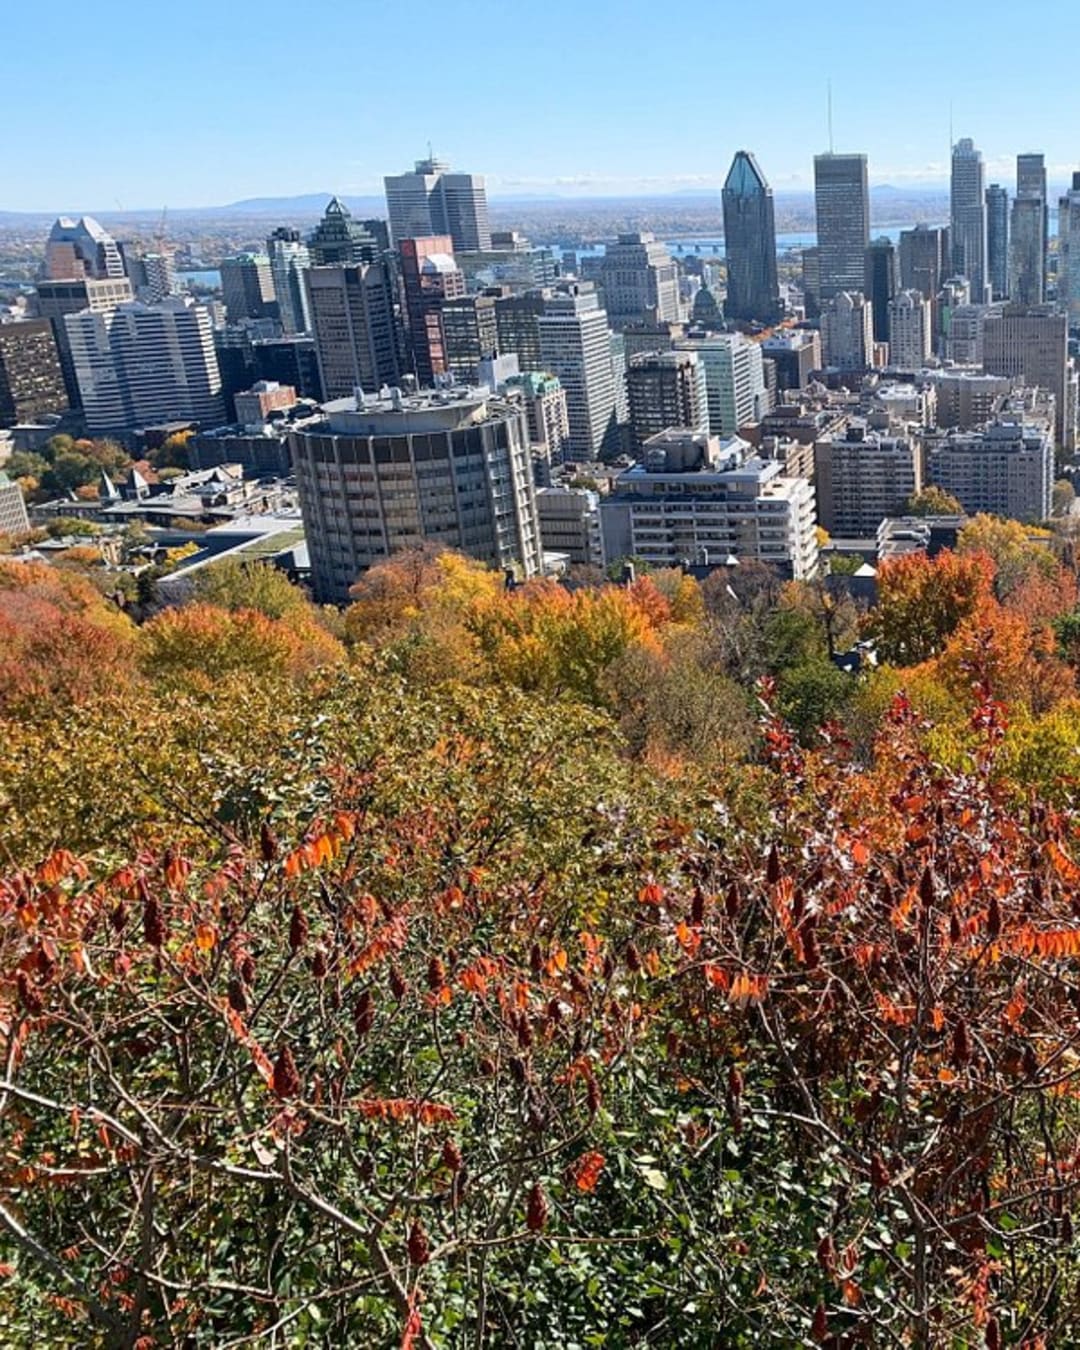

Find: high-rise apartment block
[290,385,541,602]
[626,349,709,450]
[537,285,620,461]
[814,421,922,536]
[65,297,225,435]
[398,237,467,387]
[304,262,405,401]
[384,158,492,253]
[985,184,1009,300]
[982,305,1068,443]
[721,151,780,325]
[820,291,873,370]
[600,429,818,578]
[674,333,768,436]
[268,228,313,335]
[888,290,932,370]
[926,415,1052,522]
[813,154,870,300]
[951,139,988,300]
[0,320,69,428]
[600,234,680,328]
[221,254,277,324]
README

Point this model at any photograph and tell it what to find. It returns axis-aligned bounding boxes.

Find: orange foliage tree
[871,548,995,665]
[0,563,136,717]
[139,602,345,686]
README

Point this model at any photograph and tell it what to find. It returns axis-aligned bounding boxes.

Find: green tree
[44,516,101,539]
[190,558,311,620]
[5,451,49,482]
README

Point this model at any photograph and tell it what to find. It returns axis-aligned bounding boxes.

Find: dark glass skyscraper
[721,151,780,325]
[899,225,950,301]
[864,237,897,344]
[814,153,870,301]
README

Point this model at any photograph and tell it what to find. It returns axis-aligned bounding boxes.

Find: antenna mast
[827,80,834,154]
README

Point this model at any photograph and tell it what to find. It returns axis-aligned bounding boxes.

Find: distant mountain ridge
[0,184,955,225]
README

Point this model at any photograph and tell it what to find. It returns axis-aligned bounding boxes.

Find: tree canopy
[3,544,1080,1344]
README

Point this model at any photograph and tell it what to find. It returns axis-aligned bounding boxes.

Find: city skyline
[6,0,1080,211]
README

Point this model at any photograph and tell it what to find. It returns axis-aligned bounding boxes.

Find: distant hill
[215,194,384,216]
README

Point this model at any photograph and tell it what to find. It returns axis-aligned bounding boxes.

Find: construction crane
[154,206,169,252]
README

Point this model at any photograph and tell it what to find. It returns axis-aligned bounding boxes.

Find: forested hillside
[3,538,1080,1346]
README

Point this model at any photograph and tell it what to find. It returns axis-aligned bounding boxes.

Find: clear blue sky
[7,0,1080,211]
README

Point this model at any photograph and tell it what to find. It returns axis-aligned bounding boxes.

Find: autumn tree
[905,484,964,516]
[958,514,1059,599]
[870,548,995,665]
[140,602,345,687]
[189,558,313,621]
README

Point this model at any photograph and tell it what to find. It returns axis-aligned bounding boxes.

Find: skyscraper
[951,139,988,300]
[813,154,870,300]
[220,254,277,324]
[1010,197,1045,306]
[1014,153,1048,302]
[495,291,548,372]
[44,216,125,281]
[721,151,780,325]
[267,228,313,335]
[674,333,768,436]
[1058,173,1080,327]
[537,284,619,461]
[304,262,406,400]
[308,198,381,266]
[985,184,1009,300]
[899,225,950,302]
[398,237,467,387]
[384,159,491,253]
[34,274,133,407]
[865,237,898,344]
[65,297,225,434]
[441,294,499,383]
[599,233,680,328]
